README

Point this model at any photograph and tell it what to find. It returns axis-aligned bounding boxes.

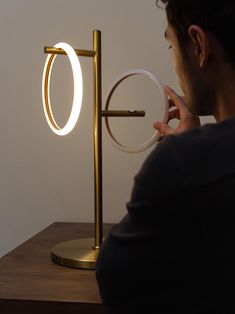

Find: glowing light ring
[104,69,169,153]
[42,42,83,136]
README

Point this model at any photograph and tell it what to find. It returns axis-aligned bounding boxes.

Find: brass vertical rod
[93,30,103,249]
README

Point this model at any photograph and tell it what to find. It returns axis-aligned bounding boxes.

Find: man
[96,1,235,312]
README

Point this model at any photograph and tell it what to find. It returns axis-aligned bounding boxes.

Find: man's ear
[188,25,211,68]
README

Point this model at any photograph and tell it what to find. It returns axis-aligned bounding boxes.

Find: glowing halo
[104,69,169,153]
[42,42,83,136]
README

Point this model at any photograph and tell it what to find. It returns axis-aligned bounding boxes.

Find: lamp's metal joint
[101,110,145,117]
[44,46,96,57]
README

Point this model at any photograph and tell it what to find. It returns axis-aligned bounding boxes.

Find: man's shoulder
[159,117,235,188]
[138,117,235,192]
[163,117,235,152]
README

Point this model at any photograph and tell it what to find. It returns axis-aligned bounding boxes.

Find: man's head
[157,0,235,119]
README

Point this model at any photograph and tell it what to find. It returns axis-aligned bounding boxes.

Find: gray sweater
[96,117,235,313]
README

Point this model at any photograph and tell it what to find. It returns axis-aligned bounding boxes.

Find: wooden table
[0,222,120,314]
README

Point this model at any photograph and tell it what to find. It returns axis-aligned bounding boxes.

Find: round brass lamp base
[51,238,99,270]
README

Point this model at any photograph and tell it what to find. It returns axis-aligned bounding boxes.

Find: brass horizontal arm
[44,47,96,57]
[101,110,145,117]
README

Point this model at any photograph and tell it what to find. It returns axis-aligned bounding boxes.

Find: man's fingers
[153,121,173,135]
[169,99,176,108]
[164,86,187,112]
[168,109,180,121]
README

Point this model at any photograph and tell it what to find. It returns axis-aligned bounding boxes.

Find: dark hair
[156,0,235,64]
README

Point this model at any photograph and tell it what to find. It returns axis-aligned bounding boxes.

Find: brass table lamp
[42,30,150,269]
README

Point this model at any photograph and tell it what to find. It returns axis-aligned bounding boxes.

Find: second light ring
[104,69,169,153]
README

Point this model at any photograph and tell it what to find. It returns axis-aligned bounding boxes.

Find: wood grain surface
[0,222,120,314]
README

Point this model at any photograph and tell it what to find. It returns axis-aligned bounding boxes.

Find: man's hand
[153,86,201,140]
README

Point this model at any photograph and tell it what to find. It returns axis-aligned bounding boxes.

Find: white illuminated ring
[104,69,169,153]
[42,42,83,136]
